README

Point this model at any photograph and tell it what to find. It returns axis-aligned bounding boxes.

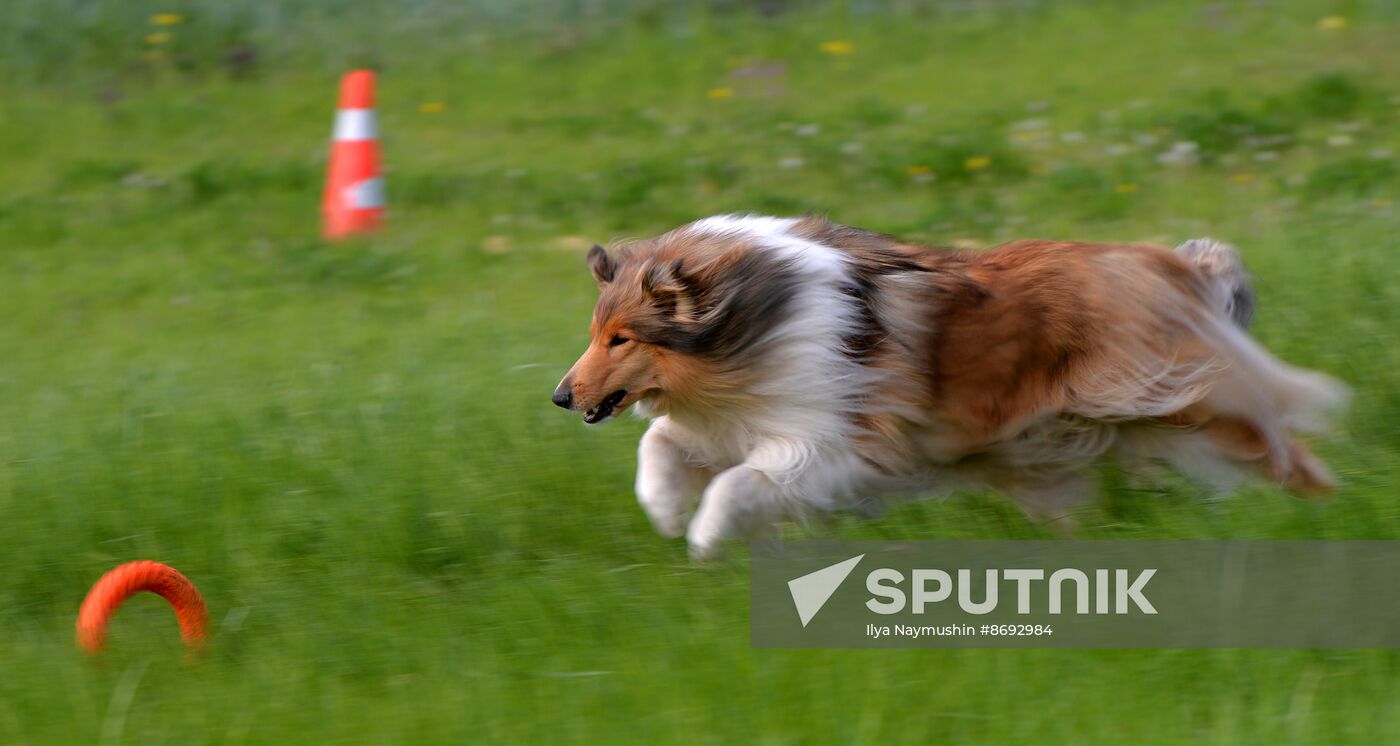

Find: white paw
[685,466,779,562]
[686,531,725,563]
[639,491,690,539]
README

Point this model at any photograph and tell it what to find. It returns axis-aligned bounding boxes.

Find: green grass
[3,1,1400,742]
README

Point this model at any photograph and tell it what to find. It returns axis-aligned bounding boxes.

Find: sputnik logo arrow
[787,554,865,627]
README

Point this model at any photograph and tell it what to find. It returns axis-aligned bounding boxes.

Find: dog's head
[551,235,801,424]
[551,244,684,424]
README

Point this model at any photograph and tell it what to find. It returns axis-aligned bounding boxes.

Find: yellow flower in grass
[1115,183,1140,193]
[145,32,172,45]
[905,165,932,177]
[706,87,735,99]
[150,14,184,26]
[1231,173,1255,184]
[1318,16,1348,30]
[418,102,446,113]
[1371,198,1393,209]
[1029,163,1050,175]
[819,40,854,56]
[964,155,992,171]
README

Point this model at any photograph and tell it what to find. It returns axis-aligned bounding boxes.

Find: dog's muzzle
[582,389,627,424]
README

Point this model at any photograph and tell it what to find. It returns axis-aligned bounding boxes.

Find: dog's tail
[1175,238,1255,329]
[1175,237,1346,438]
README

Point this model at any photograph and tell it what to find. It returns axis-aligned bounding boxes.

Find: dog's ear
[587,244,615,286]
[642,259,696,320]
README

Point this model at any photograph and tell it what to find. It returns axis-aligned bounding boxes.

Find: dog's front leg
[686,465,790,562]
[636,419,712,538]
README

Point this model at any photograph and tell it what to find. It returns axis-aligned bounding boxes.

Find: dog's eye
[609,335,630,348]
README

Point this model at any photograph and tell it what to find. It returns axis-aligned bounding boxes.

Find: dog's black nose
[551,387,573,409]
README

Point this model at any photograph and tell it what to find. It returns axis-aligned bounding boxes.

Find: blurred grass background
[2,0,1400,742]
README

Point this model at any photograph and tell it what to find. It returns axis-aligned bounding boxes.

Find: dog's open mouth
[583,389,628,424]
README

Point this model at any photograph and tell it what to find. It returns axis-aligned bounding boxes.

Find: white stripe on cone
[342,177,386,209]
[333,109,378,141]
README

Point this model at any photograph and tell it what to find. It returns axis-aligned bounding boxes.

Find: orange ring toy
[76,561,209,654]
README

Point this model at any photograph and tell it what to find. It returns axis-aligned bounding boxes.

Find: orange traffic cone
[322,70,385,239]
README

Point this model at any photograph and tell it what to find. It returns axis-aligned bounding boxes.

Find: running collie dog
[551,215,1346,560]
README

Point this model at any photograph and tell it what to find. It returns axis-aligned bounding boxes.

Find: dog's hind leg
[1195,417,1336,498]
[986,469,1094,534]
[1132,406,1337,498]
